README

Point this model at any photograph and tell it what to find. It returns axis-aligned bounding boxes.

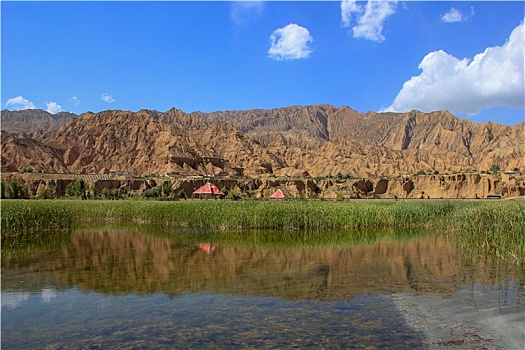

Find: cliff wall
[4,172,523,199]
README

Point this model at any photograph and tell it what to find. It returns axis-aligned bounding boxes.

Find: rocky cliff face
[1,109,77,134]
[6,172,524,199]
[1,105,524,180]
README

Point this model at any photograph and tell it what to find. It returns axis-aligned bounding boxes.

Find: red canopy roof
[269,189,288,199]
[193,182,224,196]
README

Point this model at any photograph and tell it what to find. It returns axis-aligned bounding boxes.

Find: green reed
[1,200,73,236]
[448,200,525,264]
[2,199,524,264]
[2,199,521,231]
[170,227,431,250]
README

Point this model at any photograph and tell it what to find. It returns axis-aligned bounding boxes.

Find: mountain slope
[1,109,77,134]
[1,106,523,177]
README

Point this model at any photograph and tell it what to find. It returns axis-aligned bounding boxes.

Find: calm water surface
[2,226,523,349]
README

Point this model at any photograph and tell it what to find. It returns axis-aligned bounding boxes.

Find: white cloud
[341,0,360,28]
[441,7,474,23]
[341,0,398,42]
[268,23,313,61]
[71,96,80,106]
[4,96,35,110]
[45,101,63,114]
[230,1,264,26]
[441,8,464,23]
[382,22,524,115]
[101,93,115,103]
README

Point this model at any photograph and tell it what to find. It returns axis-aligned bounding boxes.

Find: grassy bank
[2,199,524,262]
[1,199,466,230]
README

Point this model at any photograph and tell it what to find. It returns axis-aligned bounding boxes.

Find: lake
[2,225,524,349]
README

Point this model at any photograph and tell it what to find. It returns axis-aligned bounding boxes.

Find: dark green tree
[163,182,173,197]
[177,189,187,199]
[74,179,87,199]
[66,182,75,197]
[38,186,53,199]
[1,179,29,199]
[111,189,119,200]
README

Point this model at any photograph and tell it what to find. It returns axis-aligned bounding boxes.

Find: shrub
[490,164,500,174]
[37,186,53,199]
[163,182,173,197]
[111,189,120,200]
[229,186,242,200]
[1,179,29,199]
[66,179,87,199]
[143,185,162,198]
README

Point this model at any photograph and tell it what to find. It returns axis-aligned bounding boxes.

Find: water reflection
[3,227,521,300]
[2,227,523,349]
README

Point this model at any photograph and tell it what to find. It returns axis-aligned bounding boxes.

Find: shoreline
[392,282,525,349]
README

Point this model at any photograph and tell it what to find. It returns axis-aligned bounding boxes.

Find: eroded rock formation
[1,105,524,185]
[5,172,524,199]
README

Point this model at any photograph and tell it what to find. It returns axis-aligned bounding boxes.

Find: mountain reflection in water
[2,227,518,300]
[3,227,524,349]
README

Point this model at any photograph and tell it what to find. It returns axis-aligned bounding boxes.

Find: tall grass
[449,201,525,264]
[2,199,521,231]
[2,199,524,263]
[1,200,74,246]
[1,200,74,233]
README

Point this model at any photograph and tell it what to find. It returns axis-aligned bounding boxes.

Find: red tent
[192,182,224,198]
[269,189,288,199]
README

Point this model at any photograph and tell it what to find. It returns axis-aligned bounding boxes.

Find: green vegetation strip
[2,199,524,263]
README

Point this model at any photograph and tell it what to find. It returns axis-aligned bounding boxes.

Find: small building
[269,189,289,199]
[192,182,224,199]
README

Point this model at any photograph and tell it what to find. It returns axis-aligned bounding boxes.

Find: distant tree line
[66,179,124,200]
[1,179,29,199]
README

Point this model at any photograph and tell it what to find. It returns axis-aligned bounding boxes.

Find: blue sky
[2,1,524,126]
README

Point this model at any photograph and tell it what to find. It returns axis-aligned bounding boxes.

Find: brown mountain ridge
[1,105,524,178]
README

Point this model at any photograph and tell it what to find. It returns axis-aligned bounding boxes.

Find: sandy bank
[392,282,525,349]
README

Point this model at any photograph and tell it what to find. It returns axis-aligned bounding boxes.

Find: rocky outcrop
[5,172,524,199]
[1,106,524,178]
[0,131,69,173]
[1,109,77,134]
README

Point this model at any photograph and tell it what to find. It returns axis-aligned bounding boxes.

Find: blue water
[2,228,523,349]
[2,289,425,349]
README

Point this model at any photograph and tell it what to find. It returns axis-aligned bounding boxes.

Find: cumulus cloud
[230,1,264,26]
[441,7,474,23]
[101,93,115,103]
[45,101,63,114]
[71,96,80,106]
[341,0,398,42]
[4,96,35,110]
[268,23,313,61]
[382,22,524,115]
[441,8,464,23]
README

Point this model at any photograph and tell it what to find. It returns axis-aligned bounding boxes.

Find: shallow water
[2,226,523,349]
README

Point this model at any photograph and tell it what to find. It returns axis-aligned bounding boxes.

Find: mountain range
[1,106,524,177]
